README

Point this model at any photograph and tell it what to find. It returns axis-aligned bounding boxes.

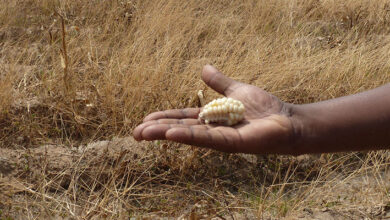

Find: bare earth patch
[0,137,389,219]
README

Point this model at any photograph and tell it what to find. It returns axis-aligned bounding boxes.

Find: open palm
[133,65,297,154]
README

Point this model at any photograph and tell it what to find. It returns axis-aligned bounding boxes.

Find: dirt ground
[1,137,390,219]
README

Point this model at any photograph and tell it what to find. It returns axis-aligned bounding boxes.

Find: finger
[142,124,209,141]
[133,119,200,141]
[165,127,240,152]
[143,108,200,122]
[157,118,200,125]
[201,64,242,96]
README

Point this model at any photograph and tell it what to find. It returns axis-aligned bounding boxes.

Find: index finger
[143,108,201,122]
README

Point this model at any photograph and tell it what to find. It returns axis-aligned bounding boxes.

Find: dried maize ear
[198,97,245,126]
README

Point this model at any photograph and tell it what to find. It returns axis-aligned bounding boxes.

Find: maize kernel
[198,97,245,126]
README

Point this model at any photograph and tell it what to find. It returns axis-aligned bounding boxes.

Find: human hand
[133,65,299,154]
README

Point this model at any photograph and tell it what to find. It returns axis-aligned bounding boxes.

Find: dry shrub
[2,0,390,144]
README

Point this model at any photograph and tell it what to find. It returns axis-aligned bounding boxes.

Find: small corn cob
[198,97,245,126]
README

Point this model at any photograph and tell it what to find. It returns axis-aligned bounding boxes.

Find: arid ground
[1,0,390,219]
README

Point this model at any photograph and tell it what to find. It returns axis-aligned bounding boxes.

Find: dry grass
[1,0,390,219]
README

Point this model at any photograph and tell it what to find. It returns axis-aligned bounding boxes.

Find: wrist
[279,102,306,155]
[287,103,316,155]
[288,102,341,154]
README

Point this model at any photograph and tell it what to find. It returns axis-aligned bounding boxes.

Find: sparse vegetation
[1,0,390,219]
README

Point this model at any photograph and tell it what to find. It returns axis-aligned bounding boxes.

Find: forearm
[291,84,390,154]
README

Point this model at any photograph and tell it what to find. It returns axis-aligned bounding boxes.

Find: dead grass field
[2,0,390,219]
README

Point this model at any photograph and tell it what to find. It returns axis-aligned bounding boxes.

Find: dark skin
[133,65,390,155]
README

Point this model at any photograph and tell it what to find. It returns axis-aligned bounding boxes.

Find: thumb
[201,65,241,96]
